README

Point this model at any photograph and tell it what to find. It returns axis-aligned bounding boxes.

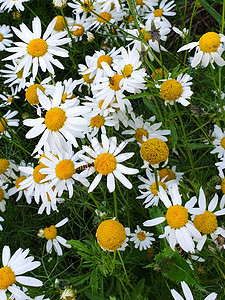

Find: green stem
[174,102,197,179]
[221,0,225,34]
[154,167,159,189]
[117,251,134,290]
[24,4,46,27]
[210,66,225,120]
[88,192,100,210]
[113,190,118,219]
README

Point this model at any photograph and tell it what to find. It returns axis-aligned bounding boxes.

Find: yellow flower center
[33,165,47,184]
[81,0,93,12]
[44,225,57,240]
[199,32,220,53]
[136,0,144,6]
[221,178,225,194]
[160,79,183,101]
[53,16,67,32]
[16,68,24,79]
[137,231,146,241]
[109,74,123,91]
[135,128,148,144]
[7,97,14,103]
[140,138,169,165]
[158,168,176,182]
[97,55,113,69]
[96,219,126,250]
[83,71,95,84]
[90,115,105,128]
[15,176,26,189]
[154,9,164,17]
[72,24,85,37]
[122,64,133,78]
[97,12,112,24]
[193,211,218,234]
[27,39,48,57]
[0,119,8,133]
[0,187,4,202]
[141,28,151,42]
[0,33,3,42]
[152,68,165,81]
[44,107,67,131]
[150,181,167,196]
[220,137,225,149]
[25,84,45,105]
[0,159,9,174]
[55,159,75,180]
[0,266,16,290]
[166,205,188,229]
[128,15,134,22]
[94,153,117,175]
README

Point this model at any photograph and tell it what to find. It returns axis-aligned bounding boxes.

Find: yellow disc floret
[81,0,93,12]
[109,74,123,91]
[137,231,146,241]
[0,118,7,133]
[0,33,3,42]
[55,159,75,180]
[27,39,48,57]
[0,266,16,290]
[135,128,148,144]
[199,32,220,53]
[166,205,188,229]
[154,9,164,17]
[33,165,47,184]
[221,178,225,194]
[122,64,133,78]
[44,225,57,240]
[53,16,67,32]
[15,176,26,189]
[220,137,225,149]
[44,107,67,131]
[97,55,113,69]
[193,211,218,234]
[141,28,151,42]
[90,115,105,128]
[158,168,176,182]
[0,187,4,202]
[72,24,85,37]
[97,12,112,23]
[136,0,144,6]
[160,79,183,101]
[96,219,126,250]
[140,138,169,165]
[25,84,45,105]
[150,181,167,196]
[0,159,9,174]
[94,153,117,175]
[83,72,95,84]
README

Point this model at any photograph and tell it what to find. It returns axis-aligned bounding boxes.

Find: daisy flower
[130,225,155,250]
[0,216,4,231]
[68,14,92,42]
[156,73,193,106]
[77,60,96,91]
[178,32,225,68]
[0,24,13,51]
[158,166,183,184]
[0,86,19,107]
[60,288,76,300]
[113,46,147,94]
[210,124,225,158]
[80,134,139,193]
[132,0,158,14]
[68,0,94,16]
[145,0,176,27]
[0,59,29,92]
[23,81,90,154]
[0,181,9,212]
[136,168,169,208]
[173,26,189,39]
[0,110,19,139]
[3,16,70,79]
[39,148,90,198]
[216,169,225,206]
[122,113,170,146]
[188,187,225,251]
[0,158,18,182]
[140,138,169,168]
[171,281,217,300]
[0,0,30,11]
[96,0,126,12]
[53,0,67,9]
[96,219,130,251]
[38,217,72,256]
[143,185,202,253]
[25,77,53,106]
[0,245,43,299]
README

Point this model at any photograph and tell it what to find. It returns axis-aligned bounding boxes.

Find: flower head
[130,225,155,250]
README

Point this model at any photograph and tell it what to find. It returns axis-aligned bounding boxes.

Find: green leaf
[187,143,210,150]
[90,267,99,294]
[84,289,106,300]
[68,240,94,255]
[143,98,159,118]
[169,121,177,148]
[198,0,222,25]
[147,247,206,291]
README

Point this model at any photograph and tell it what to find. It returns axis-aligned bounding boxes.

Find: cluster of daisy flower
[0,0,225,297]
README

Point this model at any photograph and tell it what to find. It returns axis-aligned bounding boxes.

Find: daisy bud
[52,0,67,9]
